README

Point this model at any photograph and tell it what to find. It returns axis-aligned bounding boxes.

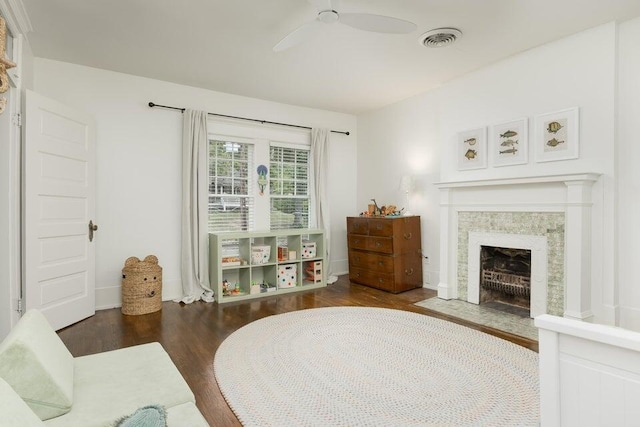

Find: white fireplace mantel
[436,172,601,321]
[435,173,601,189]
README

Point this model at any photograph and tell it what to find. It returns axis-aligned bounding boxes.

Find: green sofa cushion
[0,310,74,420]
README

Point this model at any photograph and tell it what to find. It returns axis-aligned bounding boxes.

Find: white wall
[33,59,356,309]
[358,23,619,324]
[617,16,640,330]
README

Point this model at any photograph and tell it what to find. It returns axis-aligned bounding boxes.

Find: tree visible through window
[208,140,254,232]
[270,146,310,230]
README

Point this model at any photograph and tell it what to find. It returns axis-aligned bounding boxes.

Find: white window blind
[208,140,254,232]
[269,145,310,230]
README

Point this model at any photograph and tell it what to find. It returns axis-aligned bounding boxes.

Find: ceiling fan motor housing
[318,10,339,24]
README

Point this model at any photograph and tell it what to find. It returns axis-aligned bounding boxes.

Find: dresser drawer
[348,251,394,273]
[368,219,394,237]
[348,235,393,254]
[366,236,393,254]
[347,217,369,235]
[347,234,368,251]
[349,267,395,292]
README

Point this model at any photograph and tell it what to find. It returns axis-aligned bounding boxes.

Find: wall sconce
[399,175,414,216]
[0,17,17,114]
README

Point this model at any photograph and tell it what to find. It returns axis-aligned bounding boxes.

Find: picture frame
[491,118,528,167]
[535,107,579,162]
[457,127,487,171]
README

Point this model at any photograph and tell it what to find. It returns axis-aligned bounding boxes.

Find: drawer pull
[405,268,414,276]
[375,241,381,247]
[356,272,361,277]
[378,261,384,266]
[376,224,383,230]
[378,278,385,283]
[354,239,360,244]
[403,232,412,240]
[355,256,360,262]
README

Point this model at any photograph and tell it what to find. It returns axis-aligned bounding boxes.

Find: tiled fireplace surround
[436,173,600,321]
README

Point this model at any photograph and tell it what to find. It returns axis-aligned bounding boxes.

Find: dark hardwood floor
[57,275,538,426]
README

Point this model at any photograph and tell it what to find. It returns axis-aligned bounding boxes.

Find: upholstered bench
[0,310,209,426]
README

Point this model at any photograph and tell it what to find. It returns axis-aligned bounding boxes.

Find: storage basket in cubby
[301,240,316,258]
[277,264,297,289]
[121,255,163,315]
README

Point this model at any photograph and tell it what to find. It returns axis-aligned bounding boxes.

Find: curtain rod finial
[148,102,155,108]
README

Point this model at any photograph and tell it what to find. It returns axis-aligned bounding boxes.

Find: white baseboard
[437,282,455,300]
[423,269,439,290]
[599,304,620,326]
[330,259,348,277]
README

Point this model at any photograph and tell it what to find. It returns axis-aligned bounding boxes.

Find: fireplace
[436,173,600,321]
[479,245,531,317]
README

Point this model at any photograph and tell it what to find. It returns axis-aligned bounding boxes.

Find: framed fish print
[491,118,528,167]
[457,127,487,171]
[535,107,579,162]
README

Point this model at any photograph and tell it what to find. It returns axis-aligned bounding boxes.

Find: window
[208,140,254,232]
[269,145,310,230]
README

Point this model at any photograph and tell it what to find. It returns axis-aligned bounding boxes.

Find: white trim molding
[0,0,33,36]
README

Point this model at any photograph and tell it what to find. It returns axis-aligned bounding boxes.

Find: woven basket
[121,255,163,315]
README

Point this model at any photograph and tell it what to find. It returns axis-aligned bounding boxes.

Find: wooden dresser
[347,216,423,293]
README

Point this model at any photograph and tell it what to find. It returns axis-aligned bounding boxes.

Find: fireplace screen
[480,245,531,312]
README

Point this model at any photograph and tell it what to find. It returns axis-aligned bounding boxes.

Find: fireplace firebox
[480,245,532,317]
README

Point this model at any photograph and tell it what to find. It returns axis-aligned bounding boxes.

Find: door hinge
[15,298,24,315]
[12,113,22,127]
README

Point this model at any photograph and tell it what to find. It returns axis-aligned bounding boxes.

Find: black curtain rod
[148,102,350,136]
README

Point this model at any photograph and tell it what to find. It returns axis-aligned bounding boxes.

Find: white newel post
[563,179,596,321]
[438,188,455,299]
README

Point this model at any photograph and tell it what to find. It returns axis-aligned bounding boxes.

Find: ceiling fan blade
[273,19,323,52]
[339,13,417,34]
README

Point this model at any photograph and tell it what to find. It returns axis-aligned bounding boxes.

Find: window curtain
[311,128,338,284]
[178,109,215,303]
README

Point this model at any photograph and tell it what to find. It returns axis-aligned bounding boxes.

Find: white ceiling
[21,0,640,114]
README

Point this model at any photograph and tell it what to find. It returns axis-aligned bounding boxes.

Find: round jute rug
[214,307,539,426]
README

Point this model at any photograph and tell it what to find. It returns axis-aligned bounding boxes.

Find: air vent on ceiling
[419,28,462,48]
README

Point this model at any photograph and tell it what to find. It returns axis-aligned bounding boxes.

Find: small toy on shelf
[277,246,289,261]
[304,261,323,285]
[250,281,261,295]
[359,199,403,217]
[260,282,277,293]
[221,256,243,266]
[230,283,243,295]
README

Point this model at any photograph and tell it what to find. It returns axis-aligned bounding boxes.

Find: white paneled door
[24,90,96,330]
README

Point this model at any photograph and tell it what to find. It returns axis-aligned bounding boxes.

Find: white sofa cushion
[0,310,74,420]
[44,342,195,427]
[0,377,46,426]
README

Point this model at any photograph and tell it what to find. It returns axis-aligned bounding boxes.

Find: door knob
[89,220,98,242]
